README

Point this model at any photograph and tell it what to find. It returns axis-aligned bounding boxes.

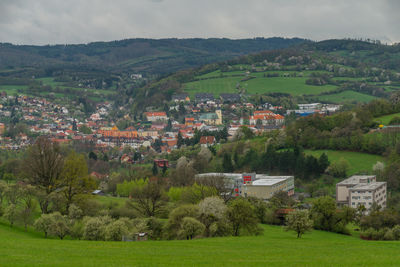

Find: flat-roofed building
[349,182,386,211]
[243,176,294,199]
[195,173,294,200]
[336,175,386,213]
[336,175,376,205]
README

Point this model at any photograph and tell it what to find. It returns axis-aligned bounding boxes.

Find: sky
[0,0,399,45]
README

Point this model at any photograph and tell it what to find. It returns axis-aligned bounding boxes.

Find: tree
[198,197,227,236]
[318,153,330,174]
[177,132,184,148]
[88,151,97,161]
[78,124,92,134]
[164,204,199,239]
[59,151,96,212]
[152,161,158,176]
[227,198,261,236]
[48,212,69,240]
[34,213,54,238]
[222,153,234,173]
[83,216,110,241]
[24,137,64,214]
[178,217,205,240]
[285,210,313,238]
[105,220,129,241]
[19,185,38,231]
[4,204,18,227]
[326,158,349,178]
[129,180,167,217]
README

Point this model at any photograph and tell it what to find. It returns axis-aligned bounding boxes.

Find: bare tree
[24,137,64,214]
[128,180,168,217]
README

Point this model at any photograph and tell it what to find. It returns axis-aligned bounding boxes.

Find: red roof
[199,136,215,145]
[145,112,167,117]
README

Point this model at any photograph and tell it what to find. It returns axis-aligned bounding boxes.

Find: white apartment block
[336,175,386,213]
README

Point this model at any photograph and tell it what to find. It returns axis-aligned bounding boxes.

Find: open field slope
[1,223,400,267]
[316,91,377,103]
[375,112,400,125]
[304,150,383,175]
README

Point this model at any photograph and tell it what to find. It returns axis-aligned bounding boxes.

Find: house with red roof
[199,136,216,147]
[144,112,168,122]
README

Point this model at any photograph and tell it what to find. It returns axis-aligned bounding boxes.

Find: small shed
[135,232,148,241]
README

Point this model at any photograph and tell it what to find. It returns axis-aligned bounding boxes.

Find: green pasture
[316,91,376,103]
[0,222,399,266]
[375,113,400,125]
[304,149,383,176]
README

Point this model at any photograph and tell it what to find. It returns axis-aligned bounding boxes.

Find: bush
[83,217,109,241]
[70,220,84,240]
[164,204,199,239]
[147,217,164,240]
[392,225,400,240]
[384,229,395,240]
[178,217,205,240]
[34,214,54,238]
[209,218,233,237]
[326,158,349,178]
[48,212,69,240]
[105,220,129,241]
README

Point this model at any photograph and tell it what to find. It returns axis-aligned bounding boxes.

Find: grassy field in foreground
[375,113,400,125]
[304,150,383,176]
[1,223,400,266]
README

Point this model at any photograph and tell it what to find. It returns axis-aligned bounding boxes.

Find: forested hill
[0,37,307,76]
[129,39,400,111]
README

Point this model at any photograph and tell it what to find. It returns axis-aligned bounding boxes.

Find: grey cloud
[0,0,399,45]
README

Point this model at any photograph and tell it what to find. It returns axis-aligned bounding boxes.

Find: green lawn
[304,150,383,176]
[375,113,400,125]
[316,91,377,103]
[1,223,400,266]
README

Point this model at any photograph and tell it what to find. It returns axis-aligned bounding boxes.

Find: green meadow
[316,91,377,103]
[1,222,400,266]
[304,150,383,176]
[375,112,400,125]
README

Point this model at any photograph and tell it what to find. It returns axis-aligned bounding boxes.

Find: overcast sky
[0,0,398,45]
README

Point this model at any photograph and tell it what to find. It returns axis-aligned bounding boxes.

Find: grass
[241,77,337,95]
[304,150,384,176]
[375,113,400,125]
[1,223,400,266]
[316,91,377,103]
[184,77,242,97]
[0,85,29,95]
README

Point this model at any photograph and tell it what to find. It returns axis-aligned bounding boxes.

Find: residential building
[144,112,168,122]
[199,136,216,147]
[199,109,222,125]
[336,175,387,213]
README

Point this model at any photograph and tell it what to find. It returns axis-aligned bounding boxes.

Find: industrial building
[195,173,294,200]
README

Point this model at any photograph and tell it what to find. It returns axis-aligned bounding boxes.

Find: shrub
[70,220,84,240]
[384,229,395,240]
[105,220,129,241]
[48,212,69,240]
[392,225,400,240]
[178,217,205,240]
[83,217,109,241]
[34,214,54,238]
